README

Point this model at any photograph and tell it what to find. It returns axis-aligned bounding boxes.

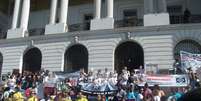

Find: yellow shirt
[76,96,88,101]
[13,92,24,101]
[62,97,72,101]
[28,96,38,101]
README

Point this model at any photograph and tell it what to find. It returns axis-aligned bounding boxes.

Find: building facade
[0,0,201,75]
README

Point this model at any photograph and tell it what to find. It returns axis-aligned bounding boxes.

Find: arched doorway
[23,47,42,73]
[64,44,88,72]
[115,41,144,73]
[0,53,3,76]
[174,40,201,60]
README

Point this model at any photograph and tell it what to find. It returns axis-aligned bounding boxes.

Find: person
[27,89,39,101]
[137,88,144,101]
[62,91,72,101]
[143,83,152,101]
[120,67,130,86]
[13,87,24,101]
[7,75,16,90]
[180,87,201,101]
[153,89,160,101]
[153,85,165,98]
[188,67,196,89]
[127,88,136,101]
[183,8,191,23]
[116,86,127,100]
[97,94,102,101]
[139,65,144,74]
[174,88,183,101]
[2,87,10,101]
[104,68,110,78]
[21,76,28,90]
[76,92,88,101]
[79,68,87,83]
[25,87,31,98]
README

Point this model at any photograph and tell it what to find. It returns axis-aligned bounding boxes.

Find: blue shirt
[127,92,136,100]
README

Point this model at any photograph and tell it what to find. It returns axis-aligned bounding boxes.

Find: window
[84,14,93,30]
[167,5,182,15]
[167,5,183,24]
[123,9,137,26]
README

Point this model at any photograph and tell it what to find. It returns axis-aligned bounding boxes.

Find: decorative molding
[1,24,201,45]
[74,35,79,43]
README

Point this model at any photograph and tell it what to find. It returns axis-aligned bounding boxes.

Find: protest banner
[137,74,190,87]
[180,51,201,72]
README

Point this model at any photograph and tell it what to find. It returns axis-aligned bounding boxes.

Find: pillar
[144,0,154,14]
[45,0,68,34]
[90,0,114,30]
[107,0,114,18]
[94,0,101,19]
[11,0,21,29]
[7,0,30,38]
[49,0,58,24]
[59,0,69,24]
[20,0,30,30]
[160,0,167,12]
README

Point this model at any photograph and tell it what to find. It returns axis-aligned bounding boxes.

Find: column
[49,0,58,24]
[144,0,154,14]
[94,0,101,19]
[157,0,167,13]
[91,0,114,30]
[107,0,114,18]
[11,0,21,29]
[20,0,30,30]
[59,0,69,23]
[161,0,167,12]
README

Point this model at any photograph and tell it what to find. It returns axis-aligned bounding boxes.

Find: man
[143,83,152,100]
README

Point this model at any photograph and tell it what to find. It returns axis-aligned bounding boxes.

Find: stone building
[0,0,201,75]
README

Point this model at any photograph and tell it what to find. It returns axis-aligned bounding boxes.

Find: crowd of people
[0,66,200,101]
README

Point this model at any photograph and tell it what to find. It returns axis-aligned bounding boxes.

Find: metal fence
[114,18,143,28]
[170,15,201,24]
[28,28,45,36]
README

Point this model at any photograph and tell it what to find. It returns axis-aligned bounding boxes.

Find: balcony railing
[68,22,90,32]
[28,28,45,36]
[24,15,200,36]
[68,18,144,32]
[170,15,201,24]
[114,18,143,28]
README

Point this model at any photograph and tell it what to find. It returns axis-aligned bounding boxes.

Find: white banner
[180,51,201,72]
[138,75,190,87]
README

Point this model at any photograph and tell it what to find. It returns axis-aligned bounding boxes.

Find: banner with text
[180,51,201,72]
[138,75,190,87]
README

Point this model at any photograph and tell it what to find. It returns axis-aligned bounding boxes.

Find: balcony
[68,22,90,32]
[28,28,45,36]
[114,18,143,28]
[68,18,144,32]
[170,15,201,24]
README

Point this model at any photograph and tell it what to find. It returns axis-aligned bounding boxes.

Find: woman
[27,90,39,101]
[127,88,136,101]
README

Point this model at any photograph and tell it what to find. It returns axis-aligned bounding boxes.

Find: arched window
[64,44,88,73]
[23,47,42,73]
[115,41,144,73]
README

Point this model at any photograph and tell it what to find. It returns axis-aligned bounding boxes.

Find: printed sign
[138,74,190,87]
[180,51,201,72]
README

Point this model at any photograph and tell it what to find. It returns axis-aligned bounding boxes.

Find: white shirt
[154,96,161,101]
